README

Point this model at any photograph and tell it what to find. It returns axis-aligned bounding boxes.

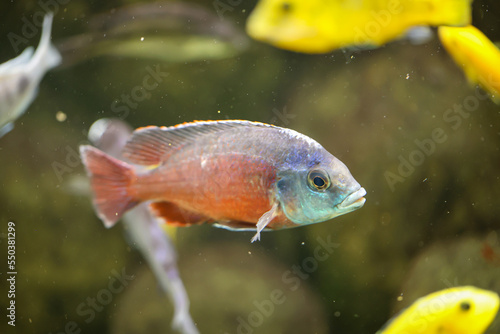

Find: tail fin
[430,0,472,27]
[80,145,139,227]
[32,13,62,75]
[43,44,62,70]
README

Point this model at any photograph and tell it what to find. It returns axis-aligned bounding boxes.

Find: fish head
[246,0,335,53]
[276,154,365,225]
[436,287,500,334]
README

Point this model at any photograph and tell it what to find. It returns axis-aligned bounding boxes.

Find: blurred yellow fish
[438,25,500,103]
[246,0,472,53]
[377,286,499,334]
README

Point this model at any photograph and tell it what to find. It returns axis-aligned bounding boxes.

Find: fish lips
[337,187,366,211]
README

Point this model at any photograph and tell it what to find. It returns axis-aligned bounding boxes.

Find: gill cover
[275,158,362,225]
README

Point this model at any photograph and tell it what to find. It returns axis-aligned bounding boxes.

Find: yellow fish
[438,25,500,103]
[246,0,472,53]
[377,286,500,334]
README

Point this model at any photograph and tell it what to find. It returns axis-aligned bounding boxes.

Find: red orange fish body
[80,120,366,241]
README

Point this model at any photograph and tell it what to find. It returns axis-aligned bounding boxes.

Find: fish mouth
[337,187,366,210]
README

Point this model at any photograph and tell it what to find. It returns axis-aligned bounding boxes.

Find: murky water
[1,1,500,333]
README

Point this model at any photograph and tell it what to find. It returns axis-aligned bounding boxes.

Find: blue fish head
[276,154,365,225]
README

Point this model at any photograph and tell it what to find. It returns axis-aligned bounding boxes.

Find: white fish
[0,13,61,137]
[122,207,199,334]
[88,118,199,334]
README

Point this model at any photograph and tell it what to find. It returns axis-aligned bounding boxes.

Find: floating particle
[56,111,67,122]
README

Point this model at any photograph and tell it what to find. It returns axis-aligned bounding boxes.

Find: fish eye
[459,301,471,312]
[281,2,292,13]
[307,169,330,191]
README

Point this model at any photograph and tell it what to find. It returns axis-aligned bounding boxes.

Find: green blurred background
[1,0,500,333]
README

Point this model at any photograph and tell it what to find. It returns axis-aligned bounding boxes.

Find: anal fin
[150,201,208,226]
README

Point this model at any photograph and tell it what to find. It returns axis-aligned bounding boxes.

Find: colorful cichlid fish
[80,120,366,242]
[438,25,500,104]
[0,13,61,137]
[377,286,500,334]
[246,0,472,53]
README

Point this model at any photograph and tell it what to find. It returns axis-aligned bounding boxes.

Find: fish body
[0,13,61,137]
[377,286,500,334]
[438,25,500,103]
[80,120,366,241]
[246,0,472,53]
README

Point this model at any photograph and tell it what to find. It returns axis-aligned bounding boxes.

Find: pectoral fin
[251,201,280,243]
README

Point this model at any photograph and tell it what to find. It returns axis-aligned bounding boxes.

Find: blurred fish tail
[43,44,62,70]
[430,0,472,26]
[80,145,139,227]
[33,13,62,73]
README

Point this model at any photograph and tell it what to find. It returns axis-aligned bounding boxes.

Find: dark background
[1,0,500,333]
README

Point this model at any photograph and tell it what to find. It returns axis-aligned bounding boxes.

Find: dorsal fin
[0,47,34,75]
[122,120,275,165]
